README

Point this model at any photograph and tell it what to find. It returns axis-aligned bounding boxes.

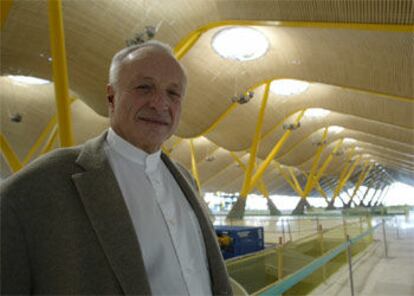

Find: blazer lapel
[161,154,232,296]
[71,133,151,295]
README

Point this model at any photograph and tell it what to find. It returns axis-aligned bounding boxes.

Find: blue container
[215,225,264,259]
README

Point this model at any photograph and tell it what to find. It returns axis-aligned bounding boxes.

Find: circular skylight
[305,108,330,118]
[344,138,357,144]
[328,125,345,134]
[7,75,50,85]
[270,79,309,96]
[211,27,269,61]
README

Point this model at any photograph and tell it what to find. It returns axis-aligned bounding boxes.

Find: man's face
[107,48,186,153]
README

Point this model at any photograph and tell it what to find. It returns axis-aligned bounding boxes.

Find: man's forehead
[121,47,187,85]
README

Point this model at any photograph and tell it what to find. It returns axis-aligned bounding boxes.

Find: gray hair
[108,40,178,89]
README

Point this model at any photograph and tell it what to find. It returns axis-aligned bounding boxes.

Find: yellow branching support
[0,133,22,172]
[229,151,269,198]
[314,139,344,181]
[41,126,59,155]
[332,148,359,201]
[197,103,239,137]
[288,167,304,196]
[279,167,303,196]
[349,162,373,204]
[22,118,57,165]
[302,128,329,198]
[174,29,205,60]
[48,0,74,147]
[0,0,13,30]
[189,139,202,193]
[240,81,271,197]
[247,110,306,194]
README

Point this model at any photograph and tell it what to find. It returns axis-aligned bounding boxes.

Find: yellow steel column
[48,0,74,147]
[229,151,270,197]
[198,103,239,136]
[0,0,13,30]
[0,133,22,172]
[240,81,271,197]
[41,126,59,154]
[279,167,303,196]
[349,162,372,205]
[22,97,77,164]
[314,139,344,182]
[288,167,304,196]
[333,155,362,200]
[301,128,329,198]
[189,139,202,193]
[247,110,305,193]
[22,118,57,164]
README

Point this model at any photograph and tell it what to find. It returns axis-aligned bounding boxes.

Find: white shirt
[104,128,212,296]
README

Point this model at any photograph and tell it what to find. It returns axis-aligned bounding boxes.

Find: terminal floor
[310,214,414,296]
[214,213,414,295]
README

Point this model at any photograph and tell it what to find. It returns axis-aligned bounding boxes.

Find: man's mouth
[138,117,170,126]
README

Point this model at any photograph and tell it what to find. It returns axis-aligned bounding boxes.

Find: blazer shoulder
[0,146,83,205]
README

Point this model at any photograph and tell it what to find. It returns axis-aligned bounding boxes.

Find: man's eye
[136,84,152,91]
[167,90,181,99]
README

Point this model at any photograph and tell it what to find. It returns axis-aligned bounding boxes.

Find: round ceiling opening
[270,79,309,96]
[211,27,269,61]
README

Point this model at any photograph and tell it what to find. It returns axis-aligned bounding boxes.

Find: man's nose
[149,90,169,111]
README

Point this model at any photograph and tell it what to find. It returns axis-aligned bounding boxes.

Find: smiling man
[1,41,232,295]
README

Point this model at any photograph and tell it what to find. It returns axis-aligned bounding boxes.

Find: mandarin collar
[106,128,161,172]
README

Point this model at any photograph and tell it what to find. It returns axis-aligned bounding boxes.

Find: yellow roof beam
[189,139,202,193]
[240,81,271,197]
[247,110,306,194]
[41,125,59,155]
[288,167,304,197]
[175,21,413,61]
[0,133,22,173]
[278,165,303,196]
[48,0,74,147]
[229,151,269,198]
[333,153,362,201]
[302,128,329,197]
[0,0,13,30]
[348,162,373,205]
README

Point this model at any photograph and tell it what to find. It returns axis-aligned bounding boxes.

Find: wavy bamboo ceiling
[1,0,413,197]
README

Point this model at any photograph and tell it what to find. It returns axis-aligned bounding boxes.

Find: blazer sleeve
[1,194,31,295]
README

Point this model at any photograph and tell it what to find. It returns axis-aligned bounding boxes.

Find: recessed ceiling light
[270,79,309,96]
[305,108,330,118]
[7,75,50,85]
[211,27,269,61]
[329,125,344,134]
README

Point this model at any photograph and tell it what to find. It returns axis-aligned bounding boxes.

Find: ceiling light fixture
[7,75,50,85]
[270,79,309,96]
[211,27,269,61]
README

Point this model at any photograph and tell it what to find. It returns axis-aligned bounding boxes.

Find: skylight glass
[270,79,309,96]
[8,75,50,85]
[211,27,269,61]
[305,108,330,118]
[344,138,357,144]
[329,125,345,134]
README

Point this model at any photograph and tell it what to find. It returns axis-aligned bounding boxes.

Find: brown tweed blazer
[1,132,232,295]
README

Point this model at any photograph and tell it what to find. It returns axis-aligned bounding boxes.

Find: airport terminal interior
[1,0,413,295]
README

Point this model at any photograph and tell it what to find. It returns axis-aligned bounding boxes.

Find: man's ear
[107,84,115,110]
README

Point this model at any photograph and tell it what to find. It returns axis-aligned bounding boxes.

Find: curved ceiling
[1,0,413,199]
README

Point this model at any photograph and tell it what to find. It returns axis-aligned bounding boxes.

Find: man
[1,41,232,295]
